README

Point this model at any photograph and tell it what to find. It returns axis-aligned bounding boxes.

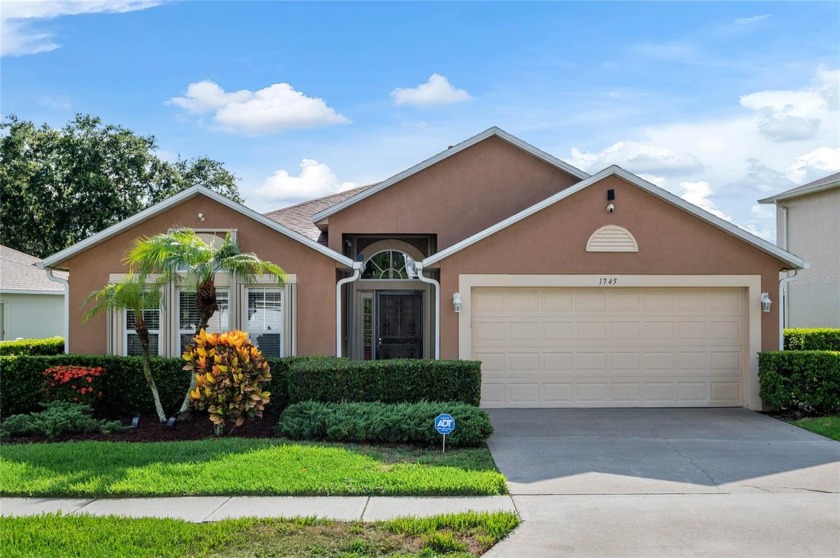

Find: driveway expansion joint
[201,496,232,522]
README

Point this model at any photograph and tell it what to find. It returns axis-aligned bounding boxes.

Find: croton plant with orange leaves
[182,329,271,434]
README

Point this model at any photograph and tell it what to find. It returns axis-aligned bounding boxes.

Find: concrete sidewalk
[0,495,516,522]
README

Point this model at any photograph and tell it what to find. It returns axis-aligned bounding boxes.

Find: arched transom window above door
[362,250,418,279]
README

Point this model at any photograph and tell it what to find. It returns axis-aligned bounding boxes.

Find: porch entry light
[760,292,772,313]
[452,292,462,313]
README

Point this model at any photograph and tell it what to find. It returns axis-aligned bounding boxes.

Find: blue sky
[3,1,839,240]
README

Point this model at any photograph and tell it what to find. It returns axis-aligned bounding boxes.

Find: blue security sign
[434,413,456,435]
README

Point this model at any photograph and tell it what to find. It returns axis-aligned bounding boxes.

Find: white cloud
[678,181,732,221]
[168,81,349,134]
[637,174,665,187]
[1,0,160,57]
[569,141,704,175]
[391,74,472,106]
[787,147,840,183]
[735,14,771,25]
[255,159,356,207]
[740,67,838,142]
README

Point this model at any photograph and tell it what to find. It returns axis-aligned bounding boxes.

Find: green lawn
[0,439,507,497]
[792,416,840,441]
[0,511,520,558]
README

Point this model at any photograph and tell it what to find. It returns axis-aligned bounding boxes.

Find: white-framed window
[245,287,283,357]
[125,307,161,356]
[178,288,229,354]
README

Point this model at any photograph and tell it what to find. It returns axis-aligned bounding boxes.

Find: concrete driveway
[485,408,840,557]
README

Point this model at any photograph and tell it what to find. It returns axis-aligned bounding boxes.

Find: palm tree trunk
[178,279,218,416]
[136,319,167,422]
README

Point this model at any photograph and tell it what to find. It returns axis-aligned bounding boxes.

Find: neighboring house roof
[311,126,591,224]
[758,171,840,203]
[41,187,356,270]
[264,184,376,243]
[0,245,67,294]
[420,165,805,270]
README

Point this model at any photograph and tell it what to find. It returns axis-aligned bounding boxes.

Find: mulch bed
[3,410,281,445]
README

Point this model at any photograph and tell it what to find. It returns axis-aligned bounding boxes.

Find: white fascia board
[757,181,840,204]
[0,289,64,295]
[311,127,590,223]
[42,186,354,270]
[423,165,805,270]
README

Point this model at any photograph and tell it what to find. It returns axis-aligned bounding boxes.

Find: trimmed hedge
[278,401,493,447]
[287,359,482,406]
[759,351,840,414]
[0,337,65,356]
[784,328,840,351]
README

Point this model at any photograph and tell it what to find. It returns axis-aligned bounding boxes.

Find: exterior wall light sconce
[760,292,772,313]
[197,212,205,222]
[606,188,615,213]
[453,292,462,313]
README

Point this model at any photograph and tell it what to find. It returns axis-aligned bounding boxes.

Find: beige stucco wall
[435,176,785,359]
[0,293,64,340]
[776,189,840,328]
[325,136,581,253]
[60,195,340,355]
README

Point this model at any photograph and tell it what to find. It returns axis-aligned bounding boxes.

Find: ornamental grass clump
[183,329,271,435]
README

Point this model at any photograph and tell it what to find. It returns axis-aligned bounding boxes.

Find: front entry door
[376,291,423,359]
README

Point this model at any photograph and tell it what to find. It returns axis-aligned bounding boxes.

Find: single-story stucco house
[0,244,66,341]
[42,127,804,410]
[759,171,840,329]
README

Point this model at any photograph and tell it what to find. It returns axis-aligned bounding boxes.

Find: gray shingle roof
[263,185,377,244]
[758,171,840,203]
[0,245,67,293]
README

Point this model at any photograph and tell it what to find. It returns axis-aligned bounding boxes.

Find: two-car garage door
[473,287,746,407]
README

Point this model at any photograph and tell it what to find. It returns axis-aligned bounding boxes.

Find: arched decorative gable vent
[586,225,638,253]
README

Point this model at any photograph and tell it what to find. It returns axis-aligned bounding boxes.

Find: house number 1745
[599,277,618,286]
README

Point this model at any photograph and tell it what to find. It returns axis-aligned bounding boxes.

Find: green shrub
[784,328,840,351]
[278,401,493,447]
[0,354,296,418]
[759,351,840,414]
[287,359,482,406]
[0,337,64,356]
[0,401,124,440]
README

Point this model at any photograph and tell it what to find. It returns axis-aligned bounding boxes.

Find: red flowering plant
[42,366,106,406]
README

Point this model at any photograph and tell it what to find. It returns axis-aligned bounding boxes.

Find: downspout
[414,262,440,360]
[335,262,362,357]
[778,269,798,350]
[39,264,69,354]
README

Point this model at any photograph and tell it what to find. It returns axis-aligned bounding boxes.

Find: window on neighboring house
[246,288,283,357]
[178,289,229,354]
[125,307,160,356]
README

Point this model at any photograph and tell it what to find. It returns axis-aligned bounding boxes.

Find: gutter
[414,262,440,359]
[778,267,806,350]
[38,263,69,354]
[335,262,362,357]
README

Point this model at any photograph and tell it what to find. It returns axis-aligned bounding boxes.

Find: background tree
[127,229,286,415]
[0,114,243,258]
[82,274,167,422]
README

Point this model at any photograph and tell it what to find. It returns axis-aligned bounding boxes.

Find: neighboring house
[0,244,66,341]
[759,172,840,329]
[43,127,804,410]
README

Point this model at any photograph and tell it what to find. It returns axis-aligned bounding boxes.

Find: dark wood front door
[376,291,423,359]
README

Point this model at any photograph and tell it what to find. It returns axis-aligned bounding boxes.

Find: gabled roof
[422,165,805,269]
[264,184,376,243]
[1,244,67,294]
[311,126,590,224]
[42,187,355,270]
[758,171,840,204]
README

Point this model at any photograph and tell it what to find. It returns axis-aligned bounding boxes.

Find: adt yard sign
[434,413,455,453]
[435,414,455,434]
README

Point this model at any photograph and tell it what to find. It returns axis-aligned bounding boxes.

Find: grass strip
[0,439,507,497]
[0,511,520,557]
[792,415,840,441]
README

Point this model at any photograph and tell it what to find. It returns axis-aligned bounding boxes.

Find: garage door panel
[473,287,745,407]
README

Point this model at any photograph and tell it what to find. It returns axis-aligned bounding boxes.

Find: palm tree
[126,229,286,414]
[83,274,167,422]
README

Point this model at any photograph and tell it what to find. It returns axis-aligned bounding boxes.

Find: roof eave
[758,181,840,204]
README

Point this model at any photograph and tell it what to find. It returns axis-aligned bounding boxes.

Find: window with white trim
[125,308,161,356]
[178,289,229,354]
[246,288,283,357]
